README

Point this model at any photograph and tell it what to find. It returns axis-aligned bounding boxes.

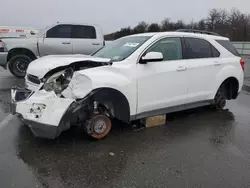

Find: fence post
[242,42,245,55]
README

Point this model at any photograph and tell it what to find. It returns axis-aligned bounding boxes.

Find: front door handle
[92,43,100,45]
[176,66,187,71]
[62,41,70,44]
[214,61,221,66]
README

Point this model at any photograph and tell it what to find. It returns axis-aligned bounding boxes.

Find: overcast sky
[1,0,250,34]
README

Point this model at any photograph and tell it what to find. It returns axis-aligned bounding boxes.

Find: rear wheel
[212,85,227,110]
[8,54,32,78]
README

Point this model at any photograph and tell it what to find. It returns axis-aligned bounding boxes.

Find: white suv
[11,30,244,139]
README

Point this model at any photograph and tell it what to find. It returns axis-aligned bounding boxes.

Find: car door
[38,24,73,56]
[183,37,221,103]
[136,37,189,115]
[71,25,103,55]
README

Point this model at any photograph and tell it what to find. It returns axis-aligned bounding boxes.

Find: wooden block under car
[145,115,166,128]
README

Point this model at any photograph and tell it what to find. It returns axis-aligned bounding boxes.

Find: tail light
[240,59,245,71]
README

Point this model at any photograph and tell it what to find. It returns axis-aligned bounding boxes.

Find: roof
[127,31,229,40]
[55,22,102,28]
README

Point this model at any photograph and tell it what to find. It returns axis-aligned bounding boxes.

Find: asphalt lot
[1,61,250,188]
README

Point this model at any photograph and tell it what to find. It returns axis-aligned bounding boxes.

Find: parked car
[0,22,104,78]
[11,30,244,140]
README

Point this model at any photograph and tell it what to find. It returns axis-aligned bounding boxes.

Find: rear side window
[184,38,213,59]
[72,25,96,39]
[216,40,240,56]
[46,24,72,38]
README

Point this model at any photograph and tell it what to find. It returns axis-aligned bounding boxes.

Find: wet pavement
[244,58,250,92]
[1,64,250,187]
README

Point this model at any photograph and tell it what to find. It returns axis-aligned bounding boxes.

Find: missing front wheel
[86,114,112,139]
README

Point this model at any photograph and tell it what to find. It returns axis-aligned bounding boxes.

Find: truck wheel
[8,54,32,78]
[88,114,112,139]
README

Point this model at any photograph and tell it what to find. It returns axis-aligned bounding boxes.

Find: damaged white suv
[11,29,244,139]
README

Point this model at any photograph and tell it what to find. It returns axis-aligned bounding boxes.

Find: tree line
[104,8,250,41]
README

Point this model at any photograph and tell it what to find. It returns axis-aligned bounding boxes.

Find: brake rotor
[217,96,226,109]
[89,114,112,139]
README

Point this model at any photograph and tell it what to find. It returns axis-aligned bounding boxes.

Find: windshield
[92,36,151,61]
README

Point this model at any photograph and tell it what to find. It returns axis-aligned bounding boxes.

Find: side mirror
[30,31,35,35]
[139,52,163,64]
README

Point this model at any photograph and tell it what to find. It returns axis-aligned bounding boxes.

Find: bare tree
[175,20,185,29]
[147,23,161,32]
[161,18,173,31]
[206,9,221,30]
[104,8,250,41]
[198,19,206,30]
[133,21,148,33]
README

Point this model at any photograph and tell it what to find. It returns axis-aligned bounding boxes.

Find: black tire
[212,85,227,110]
[8,54,32,78]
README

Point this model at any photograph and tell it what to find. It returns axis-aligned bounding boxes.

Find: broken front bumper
[11,87,75,139]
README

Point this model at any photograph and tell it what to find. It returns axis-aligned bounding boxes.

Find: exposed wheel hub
[214,91,226,110]
[93,119,107,134]
[217,96,226,109]
[88,114,112,139]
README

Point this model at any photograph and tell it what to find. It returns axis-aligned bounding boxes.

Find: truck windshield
[92,36,151,61]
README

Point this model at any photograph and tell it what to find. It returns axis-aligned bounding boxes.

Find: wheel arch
[7,48,37,62]
[215,77,239,100]
[90,87,131,123]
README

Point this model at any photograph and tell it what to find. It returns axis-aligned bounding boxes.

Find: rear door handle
[62,41,70,44]
[92,43,100,45]
[176,66,187,71]
[214,61,221,66]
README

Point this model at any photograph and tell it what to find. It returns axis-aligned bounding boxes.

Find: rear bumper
[0,52,8,67]
[11,87,75,139]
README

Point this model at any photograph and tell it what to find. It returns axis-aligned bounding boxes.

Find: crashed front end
[11,87,75,139]
[11,61,111,139]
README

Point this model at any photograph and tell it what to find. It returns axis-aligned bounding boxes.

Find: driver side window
[46,24,72,38]
[147,37,183,61]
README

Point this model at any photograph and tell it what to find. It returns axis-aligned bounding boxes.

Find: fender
[7,48,37,62]
[62,67,137,117]
[210,65,243,99]
[3,37,39,58]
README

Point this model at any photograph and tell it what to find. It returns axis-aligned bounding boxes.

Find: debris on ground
[132,120,145,131]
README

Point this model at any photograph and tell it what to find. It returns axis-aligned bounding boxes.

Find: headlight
[43,68,74,94]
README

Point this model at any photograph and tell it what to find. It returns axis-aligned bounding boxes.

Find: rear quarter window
[216,40,240,56]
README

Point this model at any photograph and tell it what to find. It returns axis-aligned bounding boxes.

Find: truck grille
[27,74,40,85]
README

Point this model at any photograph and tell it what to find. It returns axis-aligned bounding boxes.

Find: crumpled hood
[27,54,111,78]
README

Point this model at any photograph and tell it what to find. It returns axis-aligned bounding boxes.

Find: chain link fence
[232,42,250,56]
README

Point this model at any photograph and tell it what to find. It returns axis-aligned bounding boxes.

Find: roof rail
[176,29,220,36]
